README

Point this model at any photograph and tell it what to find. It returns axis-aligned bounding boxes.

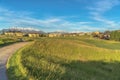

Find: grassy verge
[7,43,33,80]
[0,35,35,47]
[7,37,120,80]
[0,36,20,47]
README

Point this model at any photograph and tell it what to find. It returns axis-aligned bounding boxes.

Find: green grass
[0,35,23,47]
[7,37,120,80]
[78,38,120,50]
[0,35,35,47]
[0,37,17,47]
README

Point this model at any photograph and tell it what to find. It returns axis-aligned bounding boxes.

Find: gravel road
[0,42,29,80]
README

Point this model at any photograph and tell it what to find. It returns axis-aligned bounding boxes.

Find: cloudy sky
[0,0,120,32]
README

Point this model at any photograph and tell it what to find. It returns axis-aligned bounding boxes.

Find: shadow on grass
[7,53,120,80]
[8,60,120,80]
[7,66,28,80]
[60,60,120,80]
[0,41,27,48]
[0,42,17,48]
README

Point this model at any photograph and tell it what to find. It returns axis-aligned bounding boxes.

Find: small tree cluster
[110,30,120,41]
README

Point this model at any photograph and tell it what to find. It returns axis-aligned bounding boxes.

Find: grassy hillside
[7,37,120,80]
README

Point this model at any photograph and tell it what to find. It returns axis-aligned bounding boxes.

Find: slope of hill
[7,37,120,80]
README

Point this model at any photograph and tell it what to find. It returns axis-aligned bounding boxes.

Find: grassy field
[0,35,35,47]
[7,37,120,80]
[0,35,19,47]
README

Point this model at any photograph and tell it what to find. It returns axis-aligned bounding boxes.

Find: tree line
[110,30,120,41]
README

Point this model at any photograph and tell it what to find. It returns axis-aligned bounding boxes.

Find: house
[85,32,92,35]
[48,33,57,37]
[4,31,23,37]
[48,33,62,37]
[63,33,69,37]
[92,31,100,37]
[70,33,77,37]
[4,32,14,36]
[78,32,85,36]
[15,32,24,37]
[103,34,110,40]
[2,28,45,37]
[28,33,40,37]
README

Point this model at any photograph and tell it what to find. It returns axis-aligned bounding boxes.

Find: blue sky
[0,0,120,32]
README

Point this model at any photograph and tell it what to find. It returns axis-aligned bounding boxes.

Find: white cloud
[1,0,120,32]
[0,5,114,32]
[0,6,97,32]
[89,0,120,27]
[89,0,119,13]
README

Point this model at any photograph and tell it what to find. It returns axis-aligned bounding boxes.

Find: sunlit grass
[7,37,120,80]
[0,35,19,46]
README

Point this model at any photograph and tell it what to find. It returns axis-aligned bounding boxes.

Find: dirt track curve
[0,42,29,80]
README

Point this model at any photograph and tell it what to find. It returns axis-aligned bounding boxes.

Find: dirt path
[0,42,29,80]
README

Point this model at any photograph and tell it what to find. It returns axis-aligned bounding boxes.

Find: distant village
[0,27,111,40]
[0,27,45,37]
